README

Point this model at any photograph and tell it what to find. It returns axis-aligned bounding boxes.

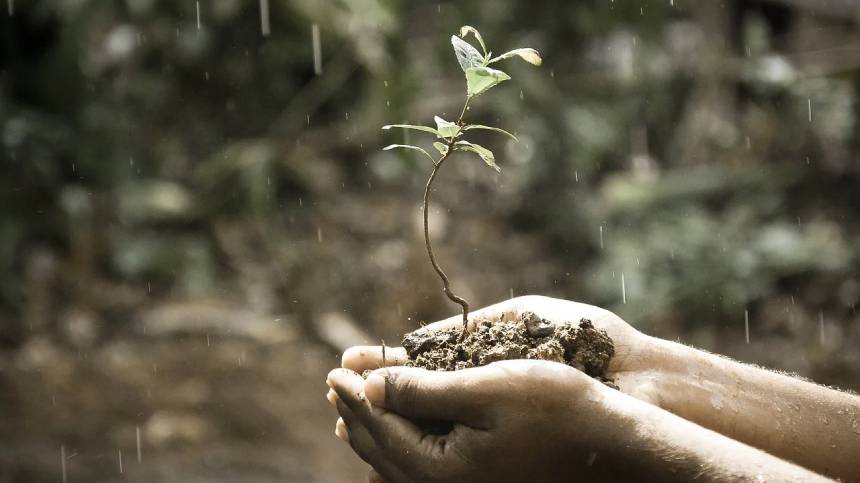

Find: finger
[364,367,491,426]
[336,399,413,482]
[335,417,349,442]
[327,368,371,414]
[368,468,386,483]
[338,394,452,481]
[327,388,339,406]
[342,346,409,373]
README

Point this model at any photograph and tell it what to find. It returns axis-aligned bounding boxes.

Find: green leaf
[451,35,485,72]
[454,141,500,172]
[433,142,449,156]
[434,116,461,139]
[489,48,543,66]
[381,124,440,136]
[383,144,437,164]
[465,66,511,97]
[462,125,518,141]
[459,26,487,56]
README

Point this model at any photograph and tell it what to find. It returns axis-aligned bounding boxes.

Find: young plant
[382,26,542,335]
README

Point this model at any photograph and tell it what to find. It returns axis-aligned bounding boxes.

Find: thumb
[364,367,492,426]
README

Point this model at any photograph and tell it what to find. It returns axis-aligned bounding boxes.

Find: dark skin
[328,296,858,482]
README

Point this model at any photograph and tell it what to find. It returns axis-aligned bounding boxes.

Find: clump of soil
[402,311,616,383]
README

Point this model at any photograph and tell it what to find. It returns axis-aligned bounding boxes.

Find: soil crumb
[402,312,615,382]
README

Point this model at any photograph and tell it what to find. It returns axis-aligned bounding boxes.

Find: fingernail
[364,373,386,406]
[335,418,349,442]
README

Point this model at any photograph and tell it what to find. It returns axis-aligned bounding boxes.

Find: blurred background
[1,0,859,481]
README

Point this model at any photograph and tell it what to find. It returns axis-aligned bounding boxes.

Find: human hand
[342,296,660,402]
[327,359,630,483]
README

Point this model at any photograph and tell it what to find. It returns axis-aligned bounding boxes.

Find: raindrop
[745,136,751,150]
[510,287,514,299]
[744,309,750,344]
[7,0,12,16]
[819,311,825,344]
[574,170,579,182]
[808,98,813,123]
[599,225,604,250]
[118,449,123,474]
[312,24,323,75]
[61,445,67,483]
[519,90,524,101]
[621,273,627,304]
[317,227,323,243]
[260,0,271,36]
[195,1,201,30]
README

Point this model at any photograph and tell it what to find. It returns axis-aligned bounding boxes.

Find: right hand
[342,296,661,403]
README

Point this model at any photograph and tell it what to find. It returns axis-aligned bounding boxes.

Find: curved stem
[422,96,473,335]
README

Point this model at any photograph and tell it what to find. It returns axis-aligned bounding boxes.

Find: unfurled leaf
[489,48,543,66]
[459,26,487,56]
[382,124,440,136]
[433,142,449,156]
[465,66,511,97]
[383,144,437,164]
[451,35,485,72]
[462,125,518,141]
[434,116,461,139]
[454,141,500,172]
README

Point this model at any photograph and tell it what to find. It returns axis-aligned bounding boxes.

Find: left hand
[326,359,628,483]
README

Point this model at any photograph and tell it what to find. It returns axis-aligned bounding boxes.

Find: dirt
[401,311,616,384]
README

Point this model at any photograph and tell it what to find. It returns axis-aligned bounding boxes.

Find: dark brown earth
[401,311,616,382]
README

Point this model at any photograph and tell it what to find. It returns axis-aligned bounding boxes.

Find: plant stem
[423,96,473,335]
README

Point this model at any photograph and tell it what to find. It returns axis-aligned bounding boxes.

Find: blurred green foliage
[1,0,859,381]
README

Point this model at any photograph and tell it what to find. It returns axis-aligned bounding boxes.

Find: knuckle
[390,372,421,409]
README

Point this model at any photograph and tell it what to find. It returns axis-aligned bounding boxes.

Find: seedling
[382,26,542,335]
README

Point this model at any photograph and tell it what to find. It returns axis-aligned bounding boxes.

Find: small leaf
[462,125,518,141]
[489,48,543,66]
[433,142,449,156]
[382,124,440,136]
[464,66,511,97]
[459,26,487,56]
[451,35,485,72]
[383,144,437,164]
[434,116,461,139]
[454,141,500,172]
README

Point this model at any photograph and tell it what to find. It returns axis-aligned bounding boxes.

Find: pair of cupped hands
[326,296,660,483]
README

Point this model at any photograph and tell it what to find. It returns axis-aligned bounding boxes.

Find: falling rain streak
[260,0,271,36]
[196,1,201,30]
[136,426,142,462]
[819,311,825,344]
[621,273,627,304]
[7,0,12,16]
[118,449,124,474]
[61,445,67,483]
[312,24,323,75]
[744,309,750,344]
